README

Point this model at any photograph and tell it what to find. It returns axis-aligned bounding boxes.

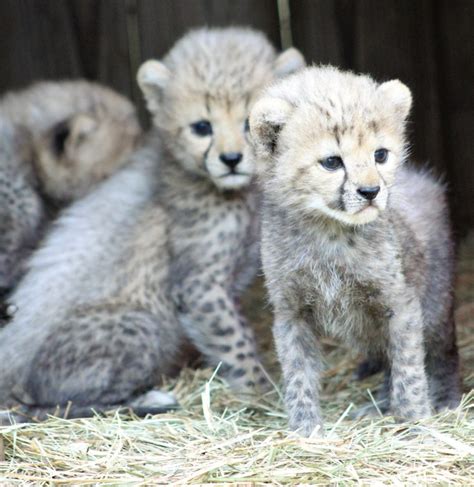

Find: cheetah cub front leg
[384,286,431,419]
[273,312,324,436]
[177,278,270,394]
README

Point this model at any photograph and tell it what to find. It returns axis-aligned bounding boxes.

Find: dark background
[1,0,472,234]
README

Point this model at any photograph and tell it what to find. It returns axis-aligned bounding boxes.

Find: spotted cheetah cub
[0,28,304,420]
[250,66,460,436]
[0,81,140,295]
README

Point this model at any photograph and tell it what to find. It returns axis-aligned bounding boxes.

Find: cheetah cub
[0,28,304,420]
[0,81,141,295]
[250,66,460,436]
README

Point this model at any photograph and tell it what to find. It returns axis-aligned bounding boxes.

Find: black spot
[232,368,246,379]
[212,326,235,337]
[236,340,246,348]
[122,327,138,336]
[201,302,214,313]
[236,353,246,361]
[219,363,233,375]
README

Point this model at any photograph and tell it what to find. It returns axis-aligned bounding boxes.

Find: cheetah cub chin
[250,66,460,437]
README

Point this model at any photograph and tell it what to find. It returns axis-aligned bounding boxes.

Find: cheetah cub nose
[219,152,243,169]
[357,186,380,201]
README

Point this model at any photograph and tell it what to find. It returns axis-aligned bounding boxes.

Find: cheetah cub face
[137,28,304,191]
[250,66,412,225]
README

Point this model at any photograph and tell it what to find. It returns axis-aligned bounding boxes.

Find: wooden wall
[0,0,472,233]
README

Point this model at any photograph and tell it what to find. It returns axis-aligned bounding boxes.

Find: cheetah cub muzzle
[250,66,461,436]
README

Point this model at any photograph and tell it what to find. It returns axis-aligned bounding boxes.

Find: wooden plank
[68,0,101,80]
[290,0,356,69]
[0,0,82,93]
[95,0,135,98]
[137,0,281,61]
[434,0,474,231]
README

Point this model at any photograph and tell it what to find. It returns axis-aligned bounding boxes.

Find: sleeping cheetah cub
[0,81,140,295]
[0,28,304,420]
[250,66,460,436]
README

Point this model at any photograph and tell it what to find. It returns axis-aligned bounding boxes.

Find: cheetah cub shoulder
[250,66,460,436]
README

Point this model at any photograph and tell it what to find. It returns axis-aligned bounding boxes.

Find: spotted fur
[0,80,141,295]
[0,28,304,421]
[250,66,460,436]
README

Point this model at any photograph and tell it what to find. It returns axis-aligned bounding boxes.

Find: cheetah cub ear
[249,96,293,161]
[68,114,98,148]
[137,60,172,113]
[378,79,412,120]
[274,47,305,77]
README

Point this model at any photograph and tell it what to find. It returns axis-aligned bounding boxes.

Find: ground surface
[0,234,473,485]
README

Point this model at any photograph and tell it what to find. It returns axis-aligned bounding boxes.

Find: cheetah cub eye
[320,155,344,171]
[374,148,389,164]
[191,120,213,137]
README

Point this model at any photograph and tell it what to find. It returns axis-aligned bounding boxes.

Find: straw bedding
[1,234,473,485]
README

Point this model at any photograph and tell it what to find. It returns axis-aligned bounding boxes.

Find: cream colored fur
[1,80,141,201]
[0,80,141,293]
[250,66,459,436]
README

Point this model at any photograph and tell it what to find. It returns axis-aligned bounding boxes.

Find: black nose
[219,152,242,170]
[357,186,380,201]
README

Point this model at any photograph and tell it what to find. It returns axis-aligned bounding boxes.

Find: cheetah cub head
[33,92,141,202]
[137,27,304,191]
[250,66,412,225]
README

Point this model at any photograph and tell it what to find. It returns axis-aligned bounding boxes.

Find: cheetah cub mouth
[250,66,412,225]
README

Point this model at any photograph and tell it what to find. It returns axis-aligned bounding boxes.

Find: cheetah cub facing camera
[0,28,304,421]
[250,66,460,436]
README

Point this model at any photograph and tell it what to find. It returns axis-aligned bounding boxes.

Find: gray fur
[0,80,140,295]
[0,28,305,420]
[250,66,460,436]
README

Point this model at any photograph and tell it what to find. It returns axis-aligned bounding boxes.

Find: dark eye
[191,120,213,137]
[320,156,344,171]
[374,148,388,164]
[244,118,250,132]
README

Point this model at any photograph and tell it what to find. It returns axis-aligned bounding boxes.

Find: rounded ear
[378,79,412,120]
[137,60,171,113]
[69,114,97,141]
[274,47,305,77]
[249,97,293,159]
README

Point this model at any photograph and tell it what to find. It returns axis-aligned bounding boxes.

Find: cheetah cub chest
[250,66,460,436]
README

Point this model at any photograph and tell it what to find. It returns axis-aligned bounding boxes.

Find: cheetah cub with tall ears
[250,66,460,436]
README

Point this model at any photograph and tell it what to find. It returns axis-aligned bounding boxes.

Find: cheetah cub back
[250,66,460,436]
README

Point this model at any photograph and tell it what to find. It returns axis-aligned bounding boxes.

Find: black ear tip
[51,120,70,155]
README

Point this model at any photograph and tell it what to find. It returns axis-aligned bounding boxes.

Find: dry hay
[0,234,473,486]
